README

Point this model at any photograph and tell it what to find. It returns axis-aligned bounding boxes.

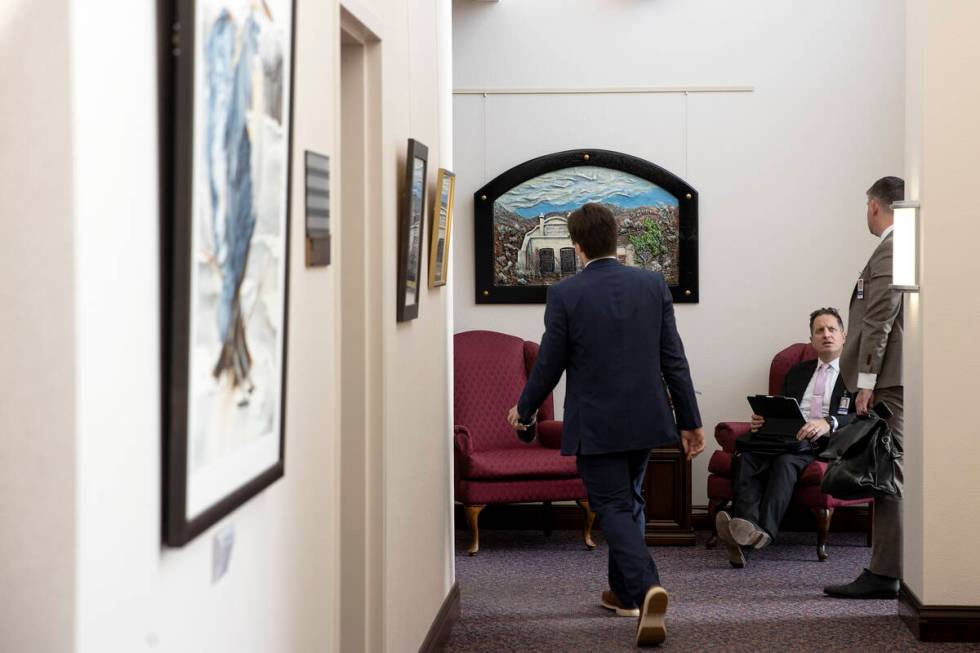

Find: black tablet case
[736,395,817,455]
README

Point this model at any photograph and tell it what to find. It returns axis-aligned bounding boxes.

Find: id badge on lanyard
[857,278,865,300]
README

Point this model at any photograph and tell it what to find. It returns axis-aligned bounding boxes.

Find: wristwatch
[824,416,837,432]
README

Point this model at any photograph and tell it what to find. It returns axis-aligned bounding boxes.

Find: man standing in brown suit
[825,176,905,599]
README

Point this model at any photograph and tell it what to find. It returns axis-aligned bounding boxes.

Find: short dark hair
[567,203,617,259]
[809,307,844,333]
[866,176,905,211]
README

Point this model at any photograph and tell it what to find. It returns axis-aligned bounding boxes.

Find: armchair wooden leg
[577,499,597,550]
[867,501,875,547]
[706,499,727,549]
[464,505,486,556]
[812,507,834,561]
[542,500,553,538]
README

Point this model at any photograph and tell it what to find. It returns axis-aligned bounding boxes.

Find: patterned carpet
[446,529,977,652]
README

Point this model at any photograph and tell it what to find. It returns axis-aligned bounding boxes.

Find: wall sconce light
[891,200,920,292]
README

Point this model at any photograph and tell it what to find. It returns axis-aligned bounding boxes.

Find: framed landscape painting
[473,149,699,304]
[428,168,455,288]
[397,139,428,321]
[162,0,296,546]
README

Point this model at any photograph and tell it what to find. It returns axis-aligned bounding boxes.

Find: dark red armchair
[454,330,596,555]
[706,343,873,560]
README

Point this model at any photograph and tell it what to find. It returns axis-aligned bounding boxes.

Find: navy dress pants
[576,449,659,609]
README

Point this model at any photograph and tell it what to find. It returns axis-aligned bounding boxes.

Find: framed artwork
[473,149,699,304]
[397,139,428,321]
[428,168,456,288]
[162,0,296,546]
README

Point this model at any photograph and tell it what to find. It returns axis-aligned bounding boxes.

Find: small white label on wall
[212,524,235,583]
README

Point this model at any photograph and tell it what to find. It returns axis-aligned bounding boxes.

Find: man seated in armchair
[716,307,857,568]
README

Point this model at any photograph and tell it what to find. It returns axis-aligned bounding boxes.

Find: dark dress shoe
[824,569,899,599]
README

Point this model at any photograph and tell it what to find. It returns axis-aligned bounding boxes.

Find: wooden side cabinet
[641,442,695,545]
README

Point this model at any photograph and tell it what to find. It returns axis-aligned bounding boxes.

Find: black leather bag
[818,404,902,500]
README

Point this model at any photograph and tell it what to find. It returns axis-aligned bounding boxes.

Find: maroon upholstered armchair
[706,343,873,560]
[454,330,596,555]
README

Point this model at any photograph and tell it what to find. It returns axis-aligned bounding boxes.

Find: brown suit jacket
[841,233,904,392]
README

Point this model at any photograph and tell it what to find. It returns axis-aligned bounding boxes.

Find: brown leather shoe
[715,511,746,568]
[635,585,668,647]
[730,517,772,550]
[600,589,640,617]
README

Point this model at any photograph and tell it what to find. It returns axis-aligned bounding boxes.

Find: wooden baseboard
[455,503,871,534]
[900,582,980,642]
[644,526,696,546]
[691,507,712,531]
[419,582,460,653]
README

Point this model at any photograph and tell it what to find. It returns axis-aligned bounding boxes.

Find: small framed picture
[428,168,455,288]
[397,138,428,321]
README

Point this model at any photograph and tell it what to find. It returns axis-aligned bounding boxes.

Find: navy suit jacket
[517,258,702,456]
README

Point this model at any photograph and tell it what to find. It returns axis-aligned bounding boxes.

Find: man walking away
[508,203,705,646]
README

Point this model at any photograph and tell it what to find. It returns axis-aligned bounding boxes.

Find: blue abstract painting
[186,0,292,519]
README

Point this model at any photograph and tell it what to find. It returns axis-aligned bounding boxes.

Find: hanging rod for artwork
[453,86,754,96]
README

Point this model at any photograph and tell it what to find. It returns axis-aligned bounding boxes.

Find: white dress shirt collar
[584,255,617,268]
[880,224,895,242]
[819,357,841,372]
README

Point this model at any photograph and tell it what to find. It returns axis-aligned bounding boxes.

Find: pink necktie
[810,364,828,419]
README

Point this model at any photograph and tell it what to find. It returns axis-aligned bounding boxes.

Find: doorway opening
[339,8,382,653]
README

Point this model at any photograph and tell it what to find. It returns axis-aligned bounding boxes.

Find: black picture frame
[161,0,297,547]
[474,148,699,304]
[397,138,428,322]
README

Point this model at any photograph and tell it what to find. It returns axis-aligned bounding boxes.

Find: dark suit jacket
[841,232,904,391]
[517,258,702,456]
[782,359,857,432]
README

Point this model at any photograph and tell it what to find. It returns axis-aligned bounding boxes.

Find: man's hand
[796,417,830,441]
[855,388,874,416]
[681,427,705,461]
[750,414,765,432]
[507,405,525,430]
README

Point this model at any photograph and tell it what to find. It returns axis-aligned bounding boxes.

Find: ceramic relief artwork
[492,166,680,287]
[474,149,699,305]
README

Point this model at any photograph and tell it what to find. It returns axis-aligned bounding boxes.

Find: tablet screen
[747,395,805,420]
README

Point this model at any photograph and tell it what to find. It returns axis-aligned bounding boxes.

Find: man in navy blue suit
[507,203,704,647]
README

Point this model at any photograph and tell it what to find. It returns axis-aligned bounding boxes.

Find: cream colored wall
[70,0,341,651]
[0,2,76,651]
[904,0,980,607]
[901,0,926,603]
[3,0,452,650]
[371,0,456,649]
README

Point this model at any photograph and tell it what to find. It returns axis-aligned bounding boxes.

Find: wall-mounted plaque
[305,151,330,267]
